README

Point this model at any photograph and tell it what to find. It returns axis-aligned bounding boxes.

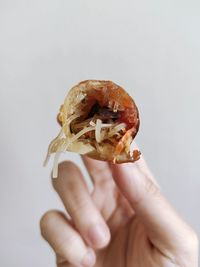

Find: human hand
[40,153,198,267]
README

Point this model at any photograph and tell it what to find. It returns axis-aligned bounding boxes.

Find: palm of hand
[84,181,168,267]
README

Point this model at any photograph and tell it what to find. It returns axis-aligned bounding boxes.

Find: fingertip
[52,160,84,191]
[110,162,146,208]
[110,162,135,185]
[87,223,111,249]
[81,248,96,267]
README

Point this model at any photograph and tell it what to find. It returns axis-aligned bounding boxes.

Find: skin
[40,150,199,267]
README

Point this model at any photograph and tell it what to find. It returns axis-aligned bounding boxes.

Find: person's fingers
[107,195,134,235]
[82,156,117,220]
[52,161,110,249]
[82,156,113,185]
[56,255,76,267]
[130,142,159,187]
[111,162,197,253]
[40,210,96,267]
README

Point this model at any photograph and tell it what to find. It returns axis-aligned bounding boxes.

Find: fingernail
[81,249,96,267]
[88,224,109,248]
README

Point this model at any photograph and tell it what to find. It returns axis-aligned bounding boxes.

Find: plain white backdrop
[0,1,200,266]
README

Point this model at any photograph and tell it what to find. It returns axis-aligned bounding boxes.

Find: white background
[0,1,200,266]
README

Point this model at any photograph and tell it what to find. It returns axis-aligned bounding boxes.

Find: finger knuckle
[93,167,111,181]
[144,175,160,198]
[98,177,115,191]
[69,193,91,217]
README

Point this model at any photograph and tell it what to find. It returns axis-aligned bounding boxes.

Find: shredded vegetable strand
[108,123,126,137]
[74,117,94,128]
[52,152,61,178]
[129,139,136,155]
[63,126,96,150]
[45,111,129,176]
[43,113,81,167]
[95,119,102,143]
[63,120,115,150]
[43,128,64,166]
[90,121,96,126]
[63,113,82,136]
[43,154,50,167]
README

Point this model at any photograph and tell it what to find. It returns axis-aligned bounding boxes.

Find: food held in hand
[44,80,140,177]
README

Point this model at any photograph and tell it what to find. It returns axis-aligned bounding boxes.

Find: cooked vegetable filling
[87,102,120,120]
[44,80,140,178]
[69,101,126,148]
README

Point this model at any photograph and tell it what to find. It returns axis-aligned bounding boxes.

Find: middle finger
[82,156,118,219]
[53,161,110,249]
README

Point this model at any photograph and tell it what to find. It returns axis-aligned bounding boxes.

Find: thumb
[110,161,195,254]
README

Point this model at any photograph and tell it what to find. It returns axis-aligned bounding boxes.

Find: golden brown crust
[59,80,140,163]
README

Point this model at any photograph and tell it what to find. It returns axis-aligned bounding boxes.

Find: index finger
[81,155,113,185]
[110,162,195,253]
